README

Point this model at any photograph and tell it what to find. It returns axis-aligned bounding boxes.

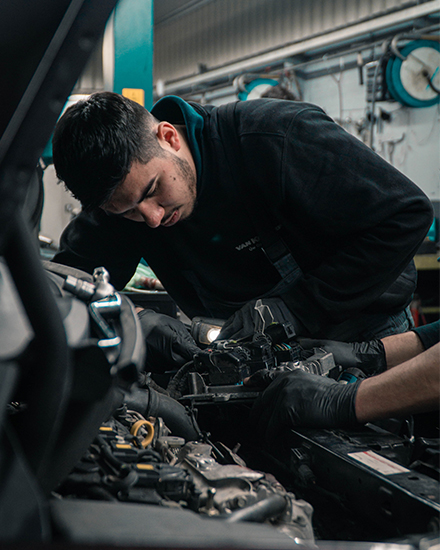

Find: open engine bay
[2,247,439,548]
[52,378,440,546]
[47,285,440,548]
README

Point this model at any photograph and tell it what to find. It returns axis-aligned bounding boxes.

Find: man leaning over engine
[51,91,433,369]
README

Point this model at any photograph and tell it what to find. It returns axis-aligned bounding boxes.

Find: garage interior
[0,1,439,548]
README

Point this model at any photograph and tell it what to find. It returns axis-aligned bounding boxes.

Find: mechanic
[247,320,440,443]
[51,91,433,363]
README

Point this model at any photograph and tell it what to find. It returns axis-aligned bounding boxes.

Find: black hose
[138,448,162,462]
[226,494,287,523]
[124,387,201,442]
[166,360,195,399]
[5,213,71,491]
[96,435,125,470]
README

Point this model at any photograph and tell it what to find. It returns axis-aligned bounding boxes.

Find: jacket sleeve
[262,107,433,333]
[52,209,143,290]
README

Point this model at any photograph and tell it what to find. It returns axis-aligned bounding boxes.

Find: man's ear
[156,121,180,152]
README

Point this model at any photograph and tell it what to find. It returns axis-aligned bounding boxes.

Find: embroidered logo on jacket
[235,236,261,252]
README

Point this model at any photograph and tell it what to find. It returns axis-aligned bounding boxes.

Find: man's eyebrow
[137,177,156,204]
[102,177,156,217]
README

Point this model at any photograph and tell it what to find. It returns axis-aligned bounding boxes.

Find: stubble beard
[172,155,198,220]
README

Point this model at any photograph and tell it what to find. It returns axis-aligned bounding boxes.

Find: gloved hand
[244,366,294,389]
[247,368,361,445]
[217,297,302,341]
[297,337,387,377]
[137,309,200,372]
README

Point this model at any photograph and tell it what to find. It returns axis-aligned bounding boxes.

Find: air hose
[226,494,287,523]
[124,386,201,442]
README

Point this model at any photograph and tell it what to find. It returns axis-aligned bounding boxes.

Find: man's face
[102,152,197,228]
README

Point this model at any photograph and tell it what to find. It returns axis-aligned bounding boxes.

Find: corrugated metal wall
[153,0,431,83]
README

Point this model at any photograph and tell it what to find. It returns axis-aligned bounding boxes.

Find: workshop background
[39,0,440,324]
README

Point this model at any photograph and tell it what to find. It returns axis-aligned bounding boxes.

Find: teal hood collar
[151,96,204,182]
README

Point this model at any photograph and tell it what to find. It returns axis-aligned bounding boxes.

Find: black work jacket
[53,98,433,336]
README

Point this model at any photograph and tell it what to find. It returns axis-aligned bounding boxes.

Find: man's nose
[137,202,164,228]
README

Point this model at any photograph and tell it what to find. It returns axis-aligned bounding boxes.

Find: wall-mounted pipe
[156,1,439,96]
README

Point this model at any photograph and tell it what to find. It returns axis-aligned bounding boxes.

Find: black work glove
[248,369,361,446]
[297,337,386,377]
[137,309,200,372]
[218,297,302,341]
